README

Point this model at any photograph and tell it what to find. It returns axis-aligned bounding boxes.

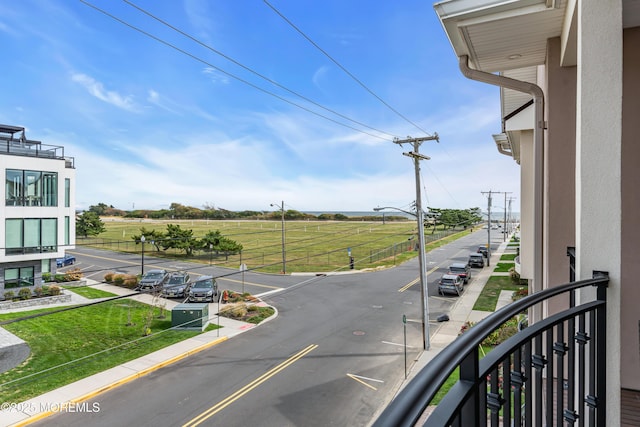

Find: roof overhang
[434,0,640,160]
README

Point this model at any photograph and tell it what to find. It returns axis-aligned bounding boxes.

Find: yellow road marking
[346,373,379,391]
[397,265,447,292]
[182,344,318,427]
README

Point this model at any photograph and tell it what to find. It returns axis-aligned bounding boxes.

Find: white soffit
[501,67,537,117]
[434,0,566,72]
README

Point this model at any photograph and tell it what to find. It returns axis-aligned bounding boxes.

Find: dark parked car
[187,276,218,303]
[161,271,191,298]
[477,245,489,258]
[438,274,464,296]
[468,253,485,268]
[138,269,168,291]
[56,254,76,267]
[448,262,471,284]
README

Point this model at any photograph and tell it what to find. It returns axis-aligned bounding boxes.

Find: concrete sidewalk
[1,284,265,427]
[392,236,516,421]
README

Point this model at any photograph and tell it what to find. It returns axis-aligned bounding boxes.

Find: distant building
[0,125,75,298]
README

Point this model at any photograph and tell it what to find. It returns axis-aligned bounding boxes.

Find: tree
[160,224,198,256]
[131,227,165,251]
[76,212,105,237]
[200,230,243,260]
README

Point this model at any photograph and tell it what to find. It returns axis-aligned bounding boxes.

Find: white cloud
[71,73,138,112]
[202,67,230,85]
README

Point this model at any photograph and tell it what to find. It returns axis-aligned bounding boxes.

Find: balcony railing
[374,272,608,427]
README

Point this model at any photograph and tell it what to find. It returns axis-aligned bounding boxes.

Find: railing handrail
[373,275,609,426]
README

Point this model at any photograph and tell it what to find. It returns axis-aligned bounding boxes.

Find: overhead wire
[79,0,393,142]
[263,0,434,137]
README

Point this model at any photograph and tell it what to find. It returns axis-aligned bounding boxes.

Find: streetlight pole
[394,134,438,351]
[271,201,286,274]
[140,235,145,275]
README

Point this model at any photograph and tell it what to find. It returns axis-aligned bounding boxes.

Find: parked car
[448,262,471,284]
[56,254,76,267]
[187,276,218,303]
[438,274,464,296]
[477,245,489,258]
[138,269,168,291]
[468,252,485,268]
[161,271,191,298]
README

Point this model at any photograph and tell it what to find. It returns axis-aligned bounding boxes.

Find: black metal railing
[374,273,608,427]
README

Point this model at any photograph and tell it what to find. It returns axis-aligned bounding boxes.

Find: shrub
[64,268,83,282]
[18,288,32,300]
[104,272,115,282]
[113,274,125,286]
[42,272,52,282]
[509,267,527,286]
[54,273,66,282]
[122,275,139,289]
[49,285,61,296]
[34,287,44,297]
[4,291,15,300]
[511,287,528,302]
[41,285,50,296]
[246,307,275,324]
[458,317,520,347]
[220,303,248,318]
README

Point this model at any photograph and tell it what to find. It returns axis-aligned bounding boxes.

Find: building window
[4,267,34,289]
[41,259,50,274]
[65,178,70,207]
[5,169,58,207]
[65,216,70,246]
[4,218,57,255]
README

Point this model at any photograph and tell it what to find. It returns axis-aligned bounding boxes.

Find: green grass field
[0,299,217,403]
[82,219,468,274]
[472,276,523,312]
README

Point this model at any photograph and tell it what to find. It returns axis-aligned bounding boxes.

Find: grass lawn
[493,262,514,273]
[0,299,218,403]
[472,276,524,312]
[500,253,517,261]
[81,219,470,274]
[63,286,117,299]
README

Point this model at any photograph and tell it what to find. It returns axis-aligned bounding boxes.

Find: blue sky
[0,0,520,214]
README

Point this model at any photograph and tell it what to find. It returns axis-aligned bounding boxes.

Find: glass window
[65,216,70,245]
[4,267,33,289]
[24,218,41,253]
[5,170,23,206]
[41,219,57,253]
[42,172,57,206]
[25,171,41,206]
[5,219,23,255]
[65,178,70,207]
[42,259,50,274]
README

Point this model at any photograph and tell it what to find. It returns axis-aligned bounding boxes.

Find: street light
[270,200,286,274]
[140,235,146,275]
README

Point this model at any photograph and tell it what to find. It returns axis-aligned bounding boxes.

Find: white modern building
[0,125,75,298]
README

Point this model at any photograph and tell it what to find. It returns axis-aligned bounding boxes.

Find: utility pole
[503,192,512,242]
[394,134,439,351]
[482,191,493,266]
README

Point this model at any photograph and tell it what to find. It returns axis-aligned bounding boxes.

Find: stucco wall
[543,37,577,317]
[621,25,640,391]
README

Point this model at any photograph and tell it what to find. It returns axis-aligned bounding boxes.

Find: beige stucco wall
[519,130,535,282]
[543,37,576,317]
[621,25,640,390]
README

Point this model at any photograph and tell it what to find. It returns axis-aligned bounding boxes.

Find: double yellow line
[182,344,318,426]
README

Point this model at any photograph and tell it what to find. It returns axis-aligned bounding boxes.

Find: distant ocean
[304,211,414,218]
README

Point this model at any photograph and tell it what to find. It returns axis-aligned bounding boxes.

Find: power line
[122,0,398,140]
[264,0,434,137]
[79,0,392,142]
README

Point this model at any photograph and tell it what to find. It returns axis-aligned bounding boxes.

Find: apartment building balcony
[374,270,614,426]
[0,124,74,168]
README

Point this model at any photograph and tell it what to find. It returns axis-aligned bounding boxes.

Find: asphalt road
[39,228,504,426]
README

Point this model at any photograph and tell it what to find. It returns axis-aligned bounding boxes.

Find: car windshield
[192,279,213,289]
[144,272,164,279]
[167,276,185,285]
